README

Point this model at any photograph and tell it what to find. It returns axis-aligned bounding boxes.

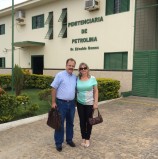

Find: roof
[14,41,45,47]
[0,0,57,18]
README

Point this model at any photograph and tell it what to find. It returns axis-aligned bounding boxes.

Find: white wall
[0,0,135,70]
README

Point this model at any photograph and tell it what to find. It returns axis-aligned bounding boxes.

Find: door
[132,51,158,98]
[31,55,44,74]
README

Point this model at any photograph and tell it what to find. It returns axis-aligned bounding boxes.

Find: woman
[76,62,98,147]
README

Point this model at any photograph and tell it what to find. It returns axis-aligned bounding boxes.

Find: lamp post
[11,0,14,92]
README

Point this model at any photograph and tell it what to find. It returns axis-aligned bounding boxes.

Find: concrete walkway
[0,96,158,159]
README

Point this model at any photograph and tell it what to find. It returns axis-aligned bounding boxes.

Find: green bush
[0,87,6,95]
[0,94,18,123]
[24,74,53,89]
[16,94,39,118]
[0,74,11,90]
[97,78,120,101]
[0,74,53,90]
[22,69,31,75]
[38,78,120,103]
[26,104,39,115]
[16,94,30,106]
[0,93,39,123]
[38,88,51,105]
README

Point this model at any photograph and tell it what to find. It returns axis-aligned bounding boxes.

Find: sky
[0,0,27,10]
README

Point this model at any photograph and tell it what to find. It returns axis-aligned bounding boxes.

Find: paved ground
[0,96,158,159]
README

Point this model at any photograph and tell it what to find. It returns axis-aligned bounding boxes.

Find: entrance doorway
[31,55,44,74]
[132,51,158,98]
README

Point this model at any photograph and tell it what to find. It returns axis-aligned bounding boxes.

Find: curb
[0,114,48,132]
[0,97,122,132]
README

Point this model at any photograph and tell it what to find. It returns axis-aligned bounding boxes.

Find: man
[50,58,77,152]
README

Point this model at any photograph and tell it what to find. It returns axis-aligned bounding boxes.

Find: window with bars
[106,0,130,15]
[0,24,5,35]
[32,14,44,29]
[0,58,5,68]
[104,52,128,70]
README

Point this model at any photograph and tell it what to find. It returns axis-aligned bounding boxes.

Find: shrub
[16,94,39,117]
[97,78,120,101]
[0,87,6,96]
[0,74,11,90]
[0,94,18,123]
[0,93,39,123]
[13,64,24,96]
[38,78,120,103]
[24,74,53,89]
[22,69,31,75]
[26,104,39,115]
[38,88,51,105]
[0,74,53,90]
[16,94,30,106]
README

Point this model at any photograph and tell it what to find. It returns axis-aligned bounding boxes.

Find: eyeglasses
[79,67,87,71]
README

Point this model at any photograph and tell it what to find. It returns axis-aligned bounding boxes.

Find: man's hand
[52,102,57,109]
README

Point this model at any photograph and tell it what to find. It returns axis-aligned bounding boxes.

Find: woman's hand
[93,103,98,109]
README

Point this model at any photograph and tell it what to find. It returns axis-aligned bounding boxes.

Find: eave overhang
[14,41,45,47]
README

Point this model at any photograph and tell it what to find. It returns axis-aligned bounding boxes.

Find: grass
[7,89,51,116]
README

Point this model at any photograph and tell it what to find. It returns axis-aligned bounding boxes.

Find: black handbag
[47,108,61,130]
[89,108,103,125]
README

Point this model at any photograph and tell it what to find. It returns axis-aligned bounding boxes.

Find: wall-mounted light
[3,48,8,53]
[2,47,16,53]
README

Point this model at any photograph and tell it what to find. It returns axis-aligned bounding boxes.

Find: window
[0,24,5,35]
[58,8,67,38]
[106,0,130,15]
[0,58,5,68]
[45,12,53,39]
[32,14,44,29]
[104,52,128,70]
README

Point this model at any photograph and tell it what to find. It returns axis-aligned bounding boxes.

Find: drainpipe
[11,0,14,92]
[132,0,137,92]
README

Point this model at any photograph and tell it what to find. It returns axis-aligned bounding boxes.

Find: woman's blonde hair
[78,62,90,79]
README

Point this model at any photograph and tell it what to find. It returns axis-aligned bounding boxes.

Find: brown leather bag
[47,108,61,130]
[89,108,103,125]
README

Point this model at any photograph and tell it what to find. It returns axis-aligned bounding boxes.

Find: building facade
[1,0,157,97]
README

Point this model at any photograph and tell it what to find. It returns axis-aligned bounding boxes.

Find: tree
[13,64,24,96]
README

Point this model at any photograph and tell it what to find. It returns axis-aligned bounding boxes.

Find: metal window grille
[114,0,121,13]
[135,0,158,51]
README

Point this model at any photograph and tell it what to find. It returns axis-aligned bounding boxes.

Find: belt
[57,98,74,102]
